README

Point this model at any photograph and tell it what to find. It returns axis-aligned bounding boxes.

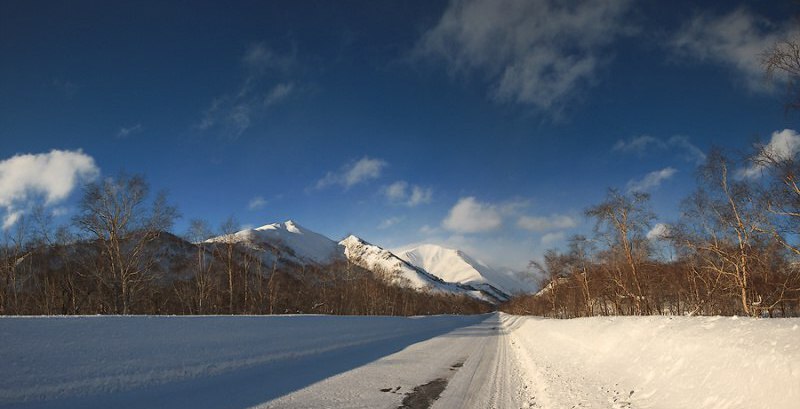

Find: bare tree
[73,173,177,314]
[763,36,800,112]
[215,216,240,314]
[184,219,215,314]
[586,189,654,315]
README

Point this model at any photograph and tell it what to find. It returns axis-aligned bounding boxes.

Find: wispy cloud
[315,157,388,190]
[0,149,99,229]
[613,135,664,155]
[116,124,143,139]
[670,7,798,92]
[247,196,267,210]
[264,82,295,106]
[614,135,706,164]
[197,43,297,137]
[517,214,577,232]
[383,181,433,207]
[378,216,403,230]
[627,167,677,192]
[415,0,633,113]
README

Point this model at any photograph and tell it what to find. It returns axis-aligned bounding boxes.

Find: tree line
[0,174,490,316]
[503,34,800,319]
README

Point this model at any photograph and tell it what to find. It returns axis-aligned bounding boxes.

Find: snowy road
[2,313,798,409]
[260,314,535,409]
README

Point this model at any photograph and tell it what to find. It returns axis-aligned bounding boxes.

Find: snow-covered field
[1,313,797,409]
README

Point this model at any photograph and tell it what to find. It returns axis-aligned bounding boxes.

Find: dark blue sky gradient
[1,0,796,269]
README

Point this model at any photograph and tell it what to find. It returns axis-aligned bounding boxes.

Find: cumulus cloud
[517,214,577,232]
[197,43,296,137]
[627,167,677,192]
[739,129,800,179]
[0,150,99,229]
[671,7,798,91]
[647,223,670,240]
[247,196,267,210]
[415,0,633,112]
[383,181,433,207]
[442,196,502,233]
[316,157,387,190]
[614,135,706,164]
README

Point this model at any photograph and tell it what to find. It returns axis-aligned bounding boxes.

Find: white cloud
[739,129,800,179]
[540,231,566,246]
[384,181,408,202]
[116,123,142,139]
[0,150,99,229]
[378,216,403,230]
[248,196,267,210]
[517,214,577,232]
[415,0,633,112]
[614,135,706,164]
[383,181,433,207]
[316,157,387,190]
[408,186,433,206]
[442,196,502,233]
[671,7,797,92]
[197,43,296,137]
[647,223,670,240]
[627,167,677,192]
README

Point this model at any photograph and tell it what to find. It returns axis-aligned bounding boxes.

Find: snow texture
[339,235,468,295]
[2,314,797,409]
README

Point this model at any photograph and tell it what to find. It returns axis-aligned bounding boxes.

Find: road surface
[3,313,797,409]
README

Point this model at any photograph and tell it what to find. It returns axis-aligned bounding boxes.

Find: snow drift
[505,314,800,409]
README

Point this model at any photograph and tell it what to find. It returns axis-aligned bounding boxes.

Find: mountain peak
[398,244,535,296]
[340,234,367,246]
[255,220,303,233]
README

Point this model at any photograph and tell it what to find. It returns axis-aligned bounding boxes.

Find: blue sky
[1,0,797,270]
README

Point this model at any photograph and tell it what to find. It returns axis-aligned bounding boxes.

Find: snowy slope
[397,244,536,298]
[505,314,800,409]
[339,235,474,296]
[205,222,508,302]
[207,220,343,265]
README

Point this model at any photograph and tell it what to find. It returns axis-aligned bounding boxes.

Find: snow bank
[0,314,483,407]
[504,314,800,409]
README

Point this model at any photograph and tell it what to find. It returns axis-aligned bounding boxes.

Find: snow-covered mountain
[397,244,538,298]
[206,220,531,303]
[339,235,479,297]
[207,220,343,265]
